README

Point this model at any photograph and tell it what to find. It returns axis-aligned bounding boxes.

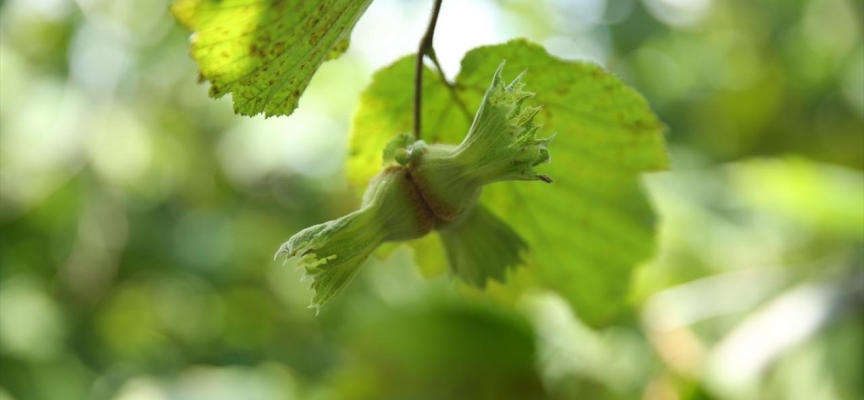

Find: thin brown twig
[413,0,444,141]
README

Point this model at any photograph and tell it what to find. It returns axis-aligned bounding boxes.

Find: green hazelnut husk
[275,167,435,311]
[401,61,554,221]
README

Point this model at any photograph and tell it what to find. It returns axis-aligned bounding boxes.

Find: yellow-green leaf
[171,0,373,117]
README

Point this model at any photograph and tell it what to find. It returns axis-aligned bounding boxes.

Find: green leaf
[349,39,668,325]
[338,300,544,398]
[171,0,373,117]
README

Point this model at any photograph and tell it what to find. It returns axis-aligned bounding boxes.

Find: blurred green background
[0,0,862,399]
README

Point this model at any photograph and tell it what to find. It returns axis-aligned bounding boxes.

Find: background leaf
[349,39,668,325]
[172,0,373,117]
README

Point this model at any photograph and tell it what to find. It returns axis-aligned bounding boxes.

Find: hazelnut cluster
[275,62,554,311]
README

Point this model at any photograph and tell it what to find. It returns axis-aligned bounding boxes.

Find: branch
[413,0,444,141]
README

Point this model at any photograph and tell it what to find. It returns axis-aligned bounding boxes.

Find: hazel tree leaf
[349,39,668,325]
[171,0,373,117]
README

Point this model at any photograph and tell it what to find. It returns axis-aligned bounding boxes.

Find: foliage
[171,0,372,117]
[0,0,861,399]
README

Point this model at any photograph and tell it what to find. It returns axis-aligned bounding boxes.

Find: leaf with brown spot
[171,0,373,117]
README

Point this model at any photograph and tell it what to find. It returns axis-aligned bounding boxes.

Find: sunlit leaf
[171,0,373,117]
[349,39,668,324]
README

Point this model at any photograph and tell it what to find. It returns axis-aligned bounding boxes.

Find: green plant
[172,0,668,322]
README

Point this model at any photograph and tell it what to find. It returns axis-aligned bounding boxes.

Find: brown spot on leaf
[272,41,286,56]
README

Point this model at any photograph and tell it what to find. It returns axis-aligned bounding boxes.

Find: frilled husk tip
[466,60,555,183]
[274,211,382,312]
